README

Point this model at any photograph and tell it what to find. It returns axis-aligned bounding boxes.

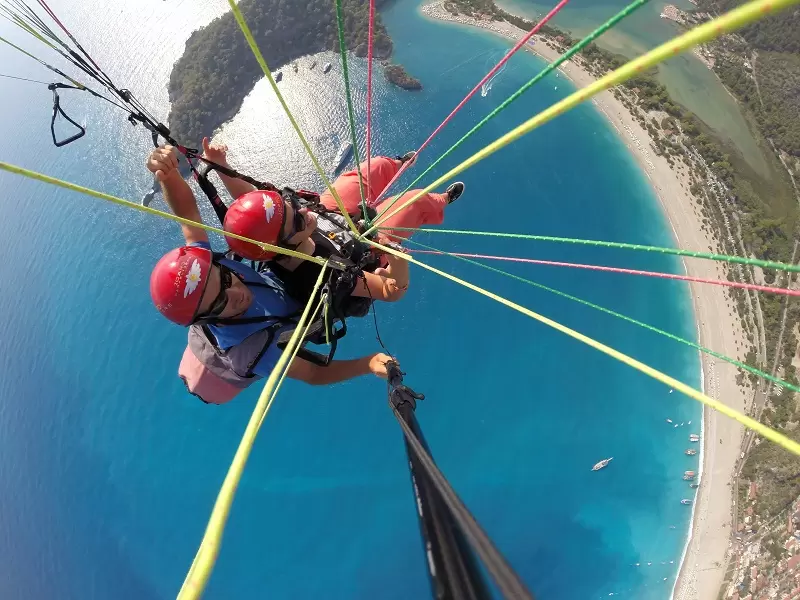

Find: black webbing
[387,363,534,600]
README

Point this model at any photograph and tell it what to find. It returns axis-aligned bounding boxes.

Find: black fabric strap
[387,364,534,600]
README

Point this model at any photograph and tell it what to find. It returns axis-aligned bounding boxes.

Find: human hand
[374,233,405,254]
[368,353,395,379]
[202,136,229,165]
[146,145,180,182]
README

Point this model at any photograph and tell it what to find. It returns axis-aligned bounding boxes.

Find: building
[788,555,800,572]
[749,482,759,501]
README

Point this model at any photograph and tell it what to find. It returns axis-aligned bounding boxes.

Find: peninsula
[166,0,419,143]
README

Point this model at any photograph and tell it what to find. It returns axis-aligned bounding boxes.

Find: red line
[366,0,376,194]
[409,249,800,297]
[37,0,103,72]
[371,0,571,205]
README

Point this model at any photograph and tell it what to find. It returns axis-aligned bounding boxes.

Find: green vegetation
[168,0,394,143]
[383,64,422,90]
[701,0,800,156]
[741,425,800,517]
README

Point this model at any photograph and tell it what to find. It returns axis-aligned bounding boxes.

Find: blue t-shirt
[192,242,300,378]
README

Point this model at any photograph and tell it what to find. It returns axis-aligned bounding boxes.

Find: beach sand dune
[419,3,749,598]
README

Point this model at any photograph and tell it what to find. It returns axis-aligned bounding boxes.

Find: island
[166,0,421,144]
[422,1,800,599]
[383,64,423,90]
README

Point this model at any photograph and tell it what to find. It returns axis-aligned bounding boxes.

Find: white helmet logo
[263,193,275,222]
[184,259,202,297]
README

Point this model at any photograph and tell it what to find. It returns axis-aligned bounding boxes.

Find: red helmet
[224,189,286,260]
[150,245,213,326]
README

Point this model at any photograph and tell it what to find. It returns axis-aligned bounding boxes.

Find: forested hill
[167,0,392,143]
[699,0,800,157]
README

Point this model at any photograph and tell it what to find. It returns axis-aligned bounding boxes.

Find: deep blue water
[0,0,701,598]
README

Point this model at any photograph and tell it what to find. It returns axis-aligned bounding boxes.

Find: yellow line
[0,161,328,265]
[226,0,361,235]
[364,239,800,457]
[363,0,799,236]
[177,265,329,599]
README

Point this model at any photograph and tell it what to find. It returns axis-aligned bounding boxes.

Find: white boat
[480,63,506,97]
[688,420,692,425]
[666,418,673,423]
[681,499,692,505]
[689,434,700,442]
[685,449,697,456]
[669,389,674,394]
[292,62,298,73]
[323,62,332,73]
[592,457,613,471]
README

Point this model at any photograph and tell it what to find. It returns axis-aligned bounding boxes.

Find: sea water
[0,0,701,598]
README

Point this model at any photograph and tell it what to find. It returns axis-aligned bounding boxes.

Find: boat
[292,63,298,73]
[681,499,692,505]
[685,449,697,456]
[480,63,506,97]
[592,457,613,471]
[275,71,283,82]
[690,483,700,488]
[688,420,692,425]
[333,141,353,173]
[680,422,685,426]
[323,62,332,73]
[310,61,317,69]
[554,86,558,90]
[683,470,696,481]
[666,418,673,423]
[669,389,674,393]
[689,434,700,442]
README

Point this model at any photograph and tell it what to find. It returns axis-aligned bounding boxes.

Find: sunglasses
[282,197,307,242]
[197,263,233,321]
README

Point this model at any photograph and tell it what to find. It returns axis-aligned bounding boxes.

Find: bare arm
[202,137,256,200]
[147,146,207,245]
[351,239,410,302]
[287,352,393,385]
[352,269,407,302]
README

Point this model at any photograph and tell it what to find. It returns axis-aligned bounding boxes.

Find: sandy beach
[420,3,749,598]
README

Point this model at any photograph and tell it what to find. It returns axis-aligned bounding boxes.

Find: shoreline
[419,3,748,598]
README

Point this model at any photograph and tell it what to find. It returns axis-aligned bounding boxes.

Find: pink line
[370,0,571,205]
[366,0,376,193]
[409,249,800,297]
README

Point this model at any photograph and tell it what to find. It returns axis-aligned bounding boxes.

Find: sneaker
[445,182,465,204]
[396,151,417,167]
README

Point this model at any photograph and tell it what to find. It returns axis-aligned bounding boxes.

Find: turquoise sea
[0,0,701,598]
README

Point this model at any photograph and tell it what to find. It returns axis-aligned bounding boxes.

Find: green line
[376,0,649,220]
[225,0,361,235]
[334,0,367,217]
[395,234,800,394]
[380,227,800,273]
